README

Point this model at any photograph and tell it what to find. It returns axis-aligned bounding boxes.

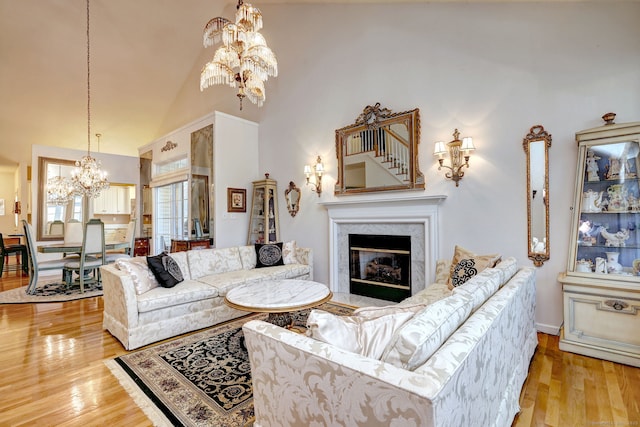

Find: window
[154,180,188,253]
[155,158,188,176]
[46,195,82,223]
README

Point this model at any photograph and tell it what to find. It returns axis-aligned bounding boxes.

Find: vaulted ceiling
[0,0,633,173]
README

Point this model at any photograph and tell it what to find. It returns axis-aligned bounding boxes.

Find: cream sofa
[101,244,313,350]
[243,257,537,427]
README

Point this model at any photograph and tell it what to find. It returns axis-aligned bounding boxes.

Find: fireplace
[321,194,446,299]
[349,234,411,302]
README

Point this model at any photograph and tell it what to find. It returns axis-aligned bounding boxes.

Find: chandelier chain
[86,0,91,156]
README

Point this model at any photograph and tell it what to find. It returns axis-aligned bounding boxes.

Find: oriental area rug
[0,281,102,304]
[105,301,354,427]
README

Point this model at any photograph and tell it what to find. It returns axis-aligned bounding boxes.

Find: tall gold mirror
[523,125,551,267]
[335,103,424,195]
[37,157,85,241]
[284,181,301,217]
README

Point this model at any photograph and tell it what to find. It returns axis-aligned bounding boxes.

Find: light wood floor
[0,267,639,426]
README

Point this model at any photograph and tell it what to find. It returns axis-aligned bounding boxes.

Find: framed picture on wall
[227,188,246,213]
[0,199,4,216]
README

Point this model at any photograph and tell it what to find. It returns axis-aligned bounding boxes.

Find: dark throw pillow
[147,253,184,288]
[450,258,478,288]
[254,242,284,268]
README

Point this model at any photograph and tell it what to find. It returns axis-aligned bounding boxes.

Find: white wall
[0,170,17,234]
[254,2,640,334]
[167,2,640,333]
[213,111,260,248]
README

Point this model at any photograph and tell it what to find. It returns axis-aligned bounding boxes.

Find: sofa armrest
[101,264,140,330]
[243,320,437,427]
[294,247,313,280]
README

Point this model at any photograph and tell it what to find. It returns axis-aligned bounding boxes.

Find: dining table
[37,241,129,254]
[37,241,130,285]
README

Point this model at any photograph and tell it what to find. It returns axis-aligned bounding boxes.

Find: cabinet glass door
[573,140,640,277]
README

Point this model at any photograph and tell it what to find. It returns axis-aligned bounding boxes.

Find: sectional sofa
[243,257,537,427]
[101,243,313,350]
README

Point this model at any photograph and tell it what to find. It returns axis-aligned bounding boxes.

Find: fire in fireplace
[349,234,411,302]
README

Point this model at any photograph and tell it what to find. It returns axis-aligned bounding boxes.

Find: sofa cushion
[448,245,501,289]
[255,242,285,268]
[398,282,451,307]
[282,240,299,264]
[435,259,451,284]
[239,245,257,270]
[147,253,184,288]
[382,292,474,370]
[257,264,311,280]
[196,269,273,296]
[493,256,518,287]
[306,307,421,359]
[452,268,502,312]
[136,279,219,313]
[352,303,427,319]
[167,251,191,280]
[187,247,243,279]
[115,258,159,295]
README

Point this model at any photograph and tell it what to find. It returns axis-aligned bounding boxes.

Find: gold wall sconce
[304,156,324,196]
[433,129,475,187]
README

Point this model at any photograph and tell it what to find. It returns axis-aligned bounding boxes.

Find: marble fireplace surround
[320,194,446,297]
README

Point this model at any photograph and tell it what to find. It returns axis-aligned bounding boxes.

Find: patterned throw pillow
[254,242,285,268]
[450,258,478,288]
[282,240,299,264]
[446,245,501,290]
[115,258,160,295]
[147,253,184,288]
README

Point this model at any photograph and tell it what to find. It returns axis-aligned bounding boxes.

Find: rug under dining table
[105,301,354,427]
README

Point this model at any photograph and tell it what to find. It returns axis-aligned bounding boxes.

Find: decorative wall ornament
[161,141,177,152]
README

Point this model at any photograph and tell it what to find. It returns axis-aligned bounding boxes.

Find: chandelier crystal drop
[71,134,109,199]
[47,175,75,206]
[200,0,278,110]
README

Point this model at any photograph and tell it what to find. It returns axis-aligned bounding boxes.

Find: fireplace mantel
[320,194,446,296]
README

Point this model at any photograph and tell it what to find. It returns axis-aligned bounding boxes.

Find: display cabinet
[248,176,280,244]
[558,113,640,367]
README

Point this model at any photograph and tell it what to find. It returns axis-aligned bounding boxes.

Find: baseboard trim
[536,322,560,336]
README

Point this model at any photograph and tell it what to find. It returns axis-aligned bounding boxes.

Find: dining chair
[48,220,65,235]
[63,219,106,293]
[0,233,28,276]
[22,219,70,295]
[104,218,137,263]
[64,220,83,244]
[63,219,84,259]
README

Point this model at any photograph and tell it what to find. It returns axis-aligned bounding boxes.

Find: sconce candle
[304,156,324,196]
[433,129,475,187]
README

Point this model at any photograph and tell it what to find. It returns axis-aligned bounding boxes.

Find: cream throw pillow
[306,304,424,359]
[115,258,160,295]
[447,245,501,290]
[282,240,299,264]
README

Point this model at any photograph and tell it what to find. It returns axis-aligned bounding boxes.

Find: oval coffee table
[224,279,333,328]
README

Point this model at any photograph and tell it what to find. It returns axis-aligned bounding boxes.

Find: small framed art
[227,188,246,213]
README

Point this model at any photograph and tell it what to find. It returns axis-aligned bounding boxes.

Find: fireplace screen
[349,234,411,302]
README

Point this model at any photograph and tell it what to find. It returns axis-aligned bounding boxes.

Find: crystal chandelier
[47,175,75,206]
[200,0,278,110]
[71,0,109,199]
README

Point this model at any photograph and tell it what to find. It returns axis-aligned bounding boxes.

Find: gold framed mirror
[37,157,85,241]
[284,181,301,217]
[335,103,424,195]
[523,125,551,267]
